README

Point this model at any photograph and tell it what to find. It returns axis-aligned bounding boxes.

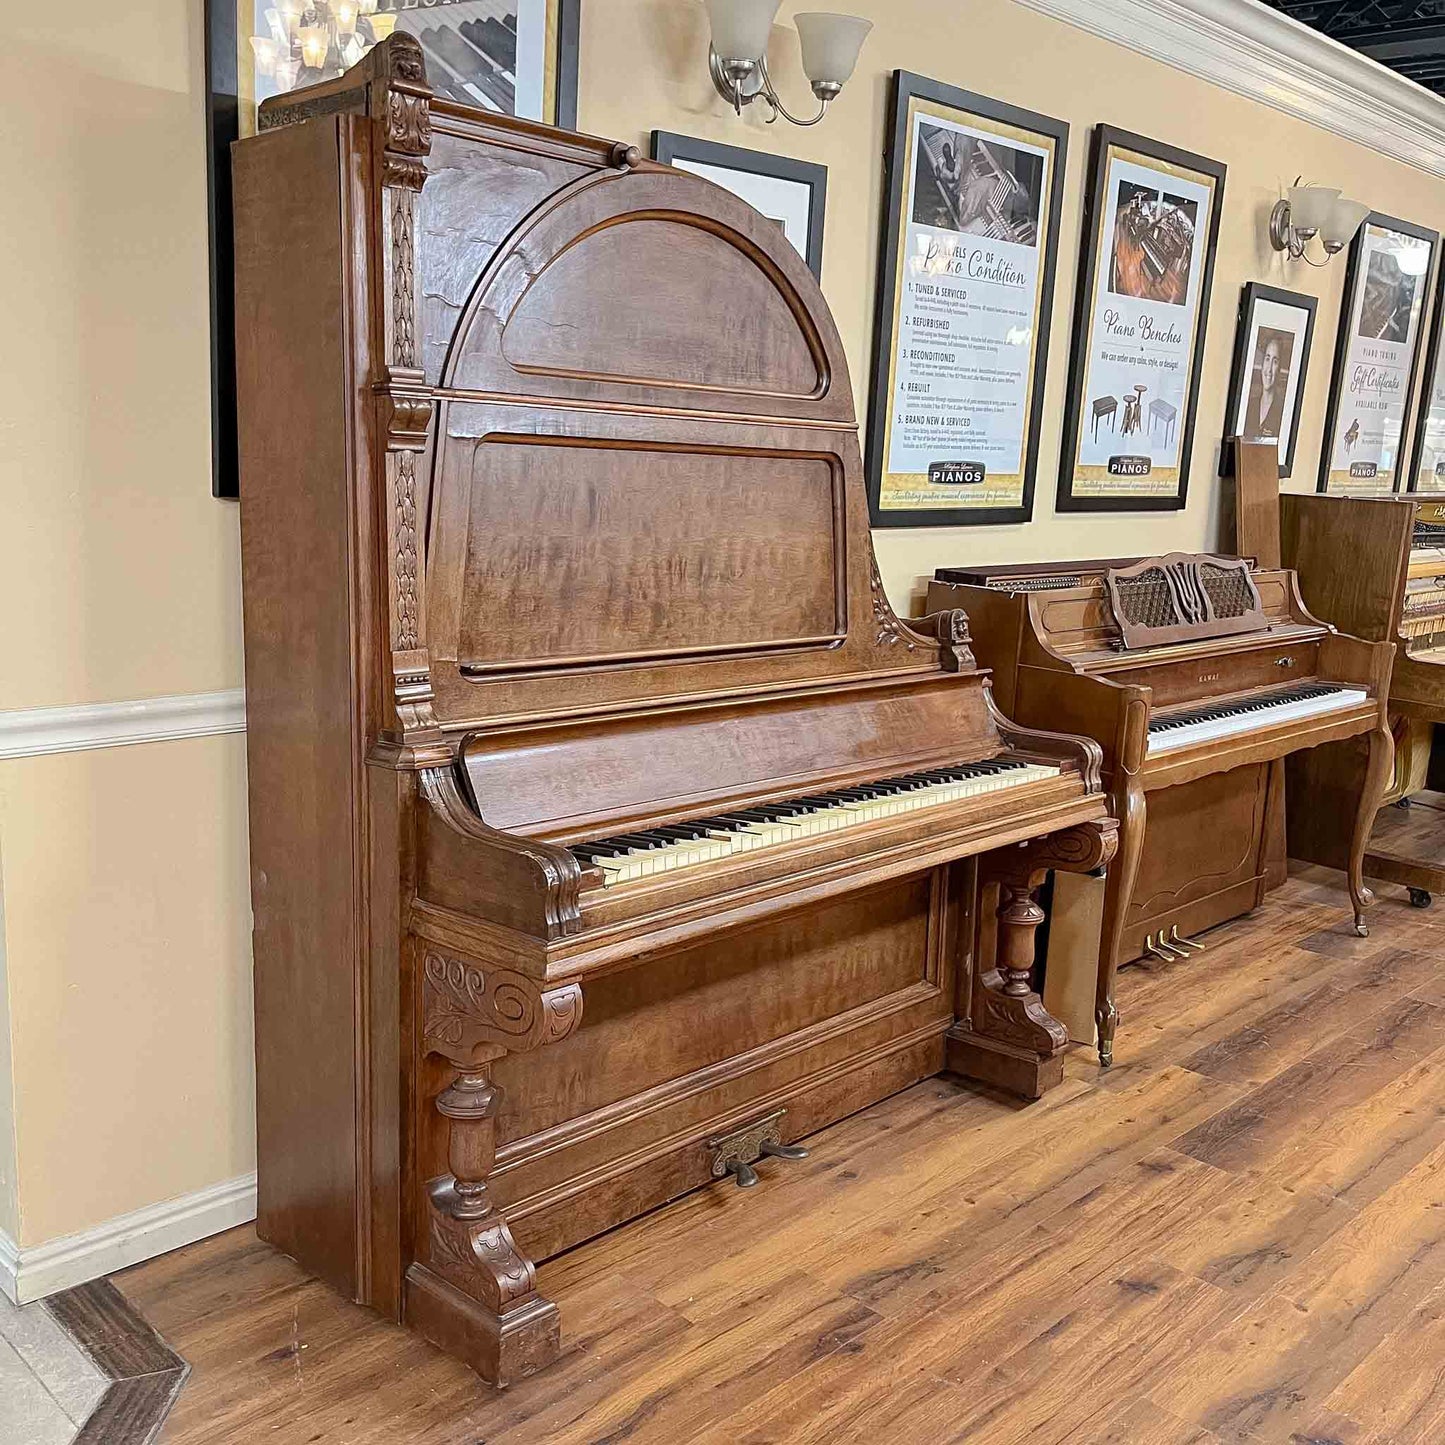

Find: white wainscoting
[0,1174,258,1305]
[1014,0,1445,178]
[0,690,247,761]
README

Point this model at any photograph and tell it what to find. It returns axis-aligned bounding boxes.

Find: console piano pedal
[1166,925,1205,954]
[707,1110,809,1190]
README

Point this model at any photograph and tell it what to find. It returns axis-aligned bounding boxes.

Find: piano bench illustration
[1091,394,1118,441]
[1149,397,1178,448]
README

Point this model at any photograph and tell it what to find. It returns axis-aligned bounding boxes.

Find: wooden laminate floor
[121,866,1445,1445]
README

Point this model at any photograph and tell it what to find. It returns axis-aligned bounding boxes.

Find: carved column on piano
[375,35,445,759]
[948,820,1119,1098]
[1095,690,1150,1067]
[406,951,583,1386]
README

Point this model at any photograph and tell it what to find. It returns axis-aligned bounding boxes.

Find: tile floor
[0,1292,107,1444]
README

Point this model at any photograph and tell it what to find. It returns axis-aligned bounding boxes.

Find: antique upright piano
[927,554,1394,1064]
[1283,493,1445,907]
[233,37,1115,1388]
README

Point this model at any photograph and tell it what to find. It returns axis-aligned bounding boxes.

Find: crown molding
[1013,0,1445,178]
[0,1173,257,1306]
[0,690,247,761]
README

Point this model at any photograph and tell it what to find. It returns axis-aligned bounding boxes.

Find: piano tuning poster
[1057,127,1226,514]
[1319,213,1439,495]
[866,73,1069,527]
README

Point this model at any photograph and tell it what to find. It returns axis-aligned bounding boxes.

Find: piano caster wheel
[1410,888,1433,909]
[1353,914,1369,938]
[759,1140,810,1161]
[725,1159,760,1188]
[1396,796,1414,810]
[1098,1045,1113,1069]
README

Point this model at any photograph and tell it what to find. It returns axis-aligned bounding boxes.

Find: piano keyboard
[1147,682,1369,756]
[571,759,1062,887]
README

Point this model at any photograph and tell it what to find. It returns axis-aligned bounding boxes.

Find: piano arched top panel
[439,166,852,422]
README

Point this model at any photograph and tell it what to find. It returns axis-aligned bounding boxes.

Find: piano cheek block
[236,47,1116,1390]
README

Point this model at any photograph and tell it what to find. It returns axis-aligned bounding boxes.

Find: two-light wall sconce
[1269,180,1370,265]
[705,1,872,126]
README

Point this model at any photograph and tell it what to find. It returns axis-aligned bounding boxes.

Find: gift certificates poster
[1067,143,1218,502]
[1326,222,1433,494]
[875,97,1058,517]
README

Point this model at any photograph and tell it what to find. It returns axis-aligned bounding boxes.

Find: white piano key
[1147,687,1368,757]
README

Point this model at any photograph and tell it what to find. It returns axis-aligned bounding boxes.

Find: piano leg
[948,821,1119,1098]
[407,1066,562,1387]
[1095,776,1146,1068]
[1347,721,1395,937]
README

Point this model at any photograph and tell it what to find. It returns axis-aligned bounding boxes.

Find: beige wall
[1,0,1443,1249]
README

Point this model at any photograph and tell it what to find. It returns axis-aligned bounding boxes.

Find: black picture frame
[1056,124,1226,514]
[204,0,581,499]
[1318,211,1439,495]
[1403,243,1445,493]
[649,132,827,279]
[864,72,1069,529]
[1219,283,1318,480]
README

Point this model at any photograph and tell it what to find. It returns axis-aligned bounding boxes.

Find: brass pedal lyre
[706,1109,809,1189]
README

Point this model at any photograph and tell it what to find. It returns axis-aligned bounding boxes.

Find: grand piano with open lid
[927,553,1395,1065]
[233,36,1115,1388]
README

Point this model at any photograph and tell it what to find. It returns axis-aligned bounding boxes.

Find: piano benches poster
[866,74,1069,527]
[1320,214,1438,496]
[1057,127,1226,514]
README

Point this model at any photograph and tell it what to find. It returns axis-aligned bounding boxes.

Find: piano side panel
[235,118,367,1300]
[483,872,953,1260]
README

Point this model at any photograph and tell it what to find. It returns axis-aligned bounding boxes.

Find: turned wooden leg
[997,881,1047,996]
[1095,777,1145,1069]
[407,1066,560,1387]
[1348,724,1395,937]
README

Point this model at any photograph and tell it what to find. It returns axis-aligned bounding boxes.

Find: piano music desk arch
[233,36,1116,1388]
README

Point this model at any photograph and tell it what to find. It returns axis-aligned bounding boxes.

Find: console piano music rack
[927,553,1394,1064]
[1283,493,1445,907]
[233,36,1116,1387]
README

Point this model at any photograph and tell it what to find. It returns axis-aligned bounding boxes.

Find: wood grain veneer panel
[500,217,823,396]
[458,439,842,672]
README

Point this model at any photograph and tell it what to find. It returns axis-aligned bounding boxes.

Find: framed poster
[650,133,826,279]
[865,72,1069,528]
[1319,212,1438,494]
[1405,259,1445,493]
[1219,283,1318,479]
[1057,125,1225,513]
[204,0,581,497]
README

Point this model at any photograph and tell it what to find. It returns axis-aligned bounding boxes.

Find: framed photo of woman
[1319,211,1438,494]
[1220,283,1317,478]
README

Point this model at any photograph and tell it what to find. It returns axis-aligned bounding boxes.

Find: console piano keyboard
[571,758,1062,885]
[1147,682,1369,755]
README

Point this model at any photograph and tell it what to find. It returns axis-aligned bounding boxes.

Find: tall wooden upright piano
[233,37,1116,1387]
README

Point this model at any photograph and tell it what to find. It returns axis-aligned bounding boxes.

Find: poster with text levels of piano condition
[1326,222,1433,494]
[1068,150,1215,499]
[877,101,1055,514]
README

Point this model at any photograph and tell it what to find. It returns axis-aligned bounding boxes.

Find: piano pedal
[1167,925,1205,955]
[1142,932,1177,963]
[707,1110,807,1190]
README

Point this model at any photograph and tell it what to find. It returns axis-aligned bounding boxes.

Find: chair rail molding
[1012,0,1445,178]
[0,1173,258,1305]
[0,690,247,761]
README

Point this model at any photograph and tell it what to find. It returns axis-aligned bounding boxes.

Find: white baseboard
[0,689,247,761]
[0,1173,257,1306]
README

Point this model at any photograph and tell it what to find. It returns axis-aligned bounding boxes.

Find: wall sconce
[706,1,873,126]
[1269,180,1370,265]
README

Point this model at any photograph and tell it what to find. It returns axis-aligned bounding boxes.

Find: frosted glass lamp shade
[706,0,781,59]
[1287,184,1339,235]
[795,12,872,84]
[1320,197,1370,250]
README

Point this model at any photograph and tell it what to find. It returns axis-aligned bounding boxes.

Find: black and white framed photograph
[204,0,581,496]
[650,133,827,279]
[1220,283,1318,478]
[864,72,1069,528]
[1057,125,1226,514]
[1320,212,1438,494]
[1404,250,1445,493]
